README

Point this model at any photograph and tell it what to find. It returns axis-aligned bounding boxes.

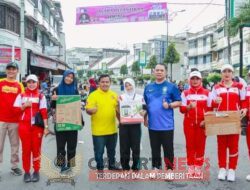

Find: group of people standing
[1,60,250,184]
[86,63,250,183]
[0,61,80,183]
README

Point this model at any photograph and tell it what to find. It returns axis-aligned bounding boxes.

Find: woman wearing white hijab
[118,78,145,171]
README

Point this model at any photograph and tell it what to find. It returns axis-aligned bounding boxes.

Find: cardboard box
[119,99,144,124]
[204,111,241,136]
[56,95,82,131]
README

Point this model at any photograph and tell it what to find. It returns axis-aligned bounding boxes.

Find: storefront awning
[30,51,68,71]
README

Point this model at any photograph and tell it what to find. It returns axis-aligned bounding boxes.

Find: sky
[59,0,226,51]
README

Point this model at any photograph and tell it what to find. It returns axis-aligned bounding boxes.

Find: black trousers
[149,129,174,170]
[119,124,141,170]
[55,130,78,167]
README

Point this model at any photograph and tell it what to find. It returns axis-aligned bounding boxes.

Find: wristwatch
[44,125,49,129]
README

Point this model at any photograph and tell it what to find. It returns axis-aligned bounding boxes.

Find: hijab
[123,78,136,99]
[57,70,77,95]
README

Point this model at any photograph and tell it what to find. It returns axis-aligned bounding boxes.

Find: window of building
[25,18,37,42]
[218,50,223,60]
[5,6,20,34]
[189,57,198,65]
[31,0,38,8]
[203,55,211,64]
[189,40,197,49]
[203,38,207,47]
[42,33,50,46]
[42,2,50,22]
[0,5,6,28]
[206,55,212,63]
[198,56,203,64]
[203,56,206,64]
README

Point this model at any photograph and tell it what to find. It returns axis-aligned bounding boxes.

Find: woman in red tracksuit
[211,64,247,182]
[14,74,49,183]
[245,84,250,181]
[180,71,211,177]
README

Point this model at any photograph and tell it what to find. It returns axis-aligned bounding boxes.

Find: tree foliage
[147,55,157,69]
[207,73,221,83]
[120,64,128,76]
[164,42,180,80]
[229,1,250,36]
[131,61,141,76]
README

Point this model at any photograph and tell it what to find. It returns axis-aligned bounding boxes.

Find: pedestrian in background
[14,74,49,183]
[89,78,97,94]
[51,70,79,173]
[86,74,120,171]
[120,79,124,91]
[0,61,24,178]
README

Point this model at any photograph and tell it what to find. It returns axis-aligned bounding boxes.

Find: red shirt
[0,78,24,122]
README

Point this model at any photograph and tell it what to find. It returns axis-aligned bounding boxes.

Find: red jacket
[180,86,211,122]
[14,88,47,124]
[245,85,250,117]
[0,78,24,122]
[211,81,247,111]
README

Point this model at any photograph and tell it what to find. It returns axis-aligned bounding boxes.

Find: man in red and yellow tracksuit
[245,84,250,181]
[211,64,247,182]
[14,74,49,183]
[180,71,211,176]
[0,61,24,177]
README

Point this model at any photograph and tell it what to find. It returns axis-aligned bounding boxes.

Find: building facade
[0,0,67,80]
[187,17,250,76]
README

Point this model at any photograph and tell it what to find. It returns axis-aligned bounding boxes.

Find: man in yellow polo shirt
[86,74,120,171]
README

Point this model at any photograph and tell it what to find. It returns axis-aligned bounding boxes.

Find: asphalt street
[0,85,249,190]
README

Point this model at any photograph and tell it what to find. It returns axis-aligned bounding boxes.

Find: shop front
[0,47,21,78]
[28,51,67,82]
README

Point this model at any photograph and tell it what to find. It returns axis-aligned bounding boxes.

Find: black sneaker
[23,173,31,183]
[60,166,71,174]
[108,166,122,171]
[11,167,23,176]
[31,172,40,182]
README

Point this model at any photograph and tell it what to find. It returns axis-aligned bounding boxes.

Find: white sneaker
[246,174,250,181]
[194,166,202,177]
[218,168,227,181]
[227,169,235,182]
[187,166,195,176]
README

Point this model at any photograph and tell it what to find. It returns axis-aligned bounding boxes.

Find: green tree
[87,70,92,78]
[97,70,102,76]
[164,42,180,81]
[207,73,221,84]
[77,69,84,79]
[229,1,250,36]
[147,55,157,73]
[108,70,114,76]
[131,61,141,76]
[120,64,128,76]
